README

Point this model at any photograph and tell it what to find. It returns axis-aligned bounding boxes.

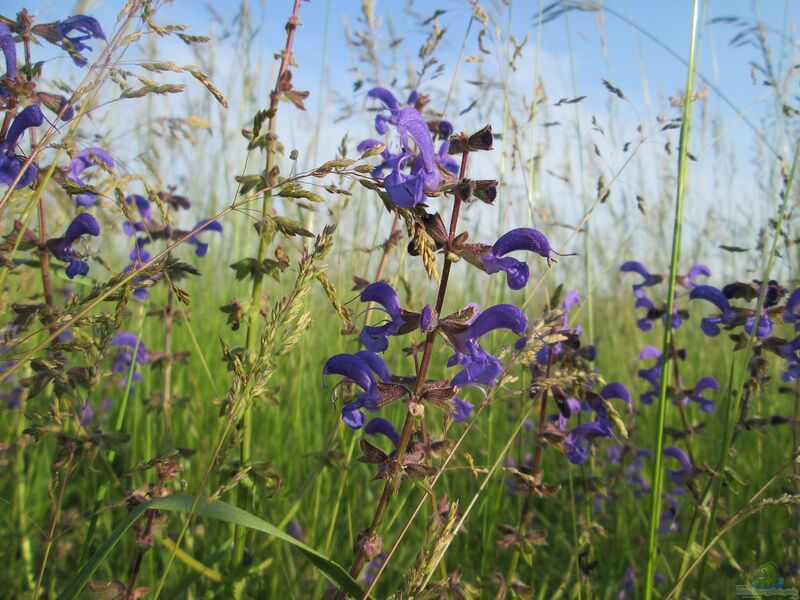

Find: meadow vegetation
[0,1,798,598]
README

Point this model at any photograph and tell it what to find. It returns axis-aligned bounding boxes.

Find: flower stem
[347,147,471,582]
[643,2,701,597]
[21,36,56,325]
[123,509,157,600]
[234,0,303,568]
[33,452,76,599]
[668,339,696,465]
[506,346,554,586]
[162,283,175,445]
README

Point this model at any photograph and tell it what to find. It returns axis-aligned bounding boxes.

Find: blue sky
[5,1,799,281]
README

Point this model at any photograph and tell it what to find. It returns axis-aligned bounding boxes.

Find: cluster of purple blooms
[618,258,800,547]
[323,88,573,469]
[120,192,223,300]
[1,12,107,278]
[357,88,457,209]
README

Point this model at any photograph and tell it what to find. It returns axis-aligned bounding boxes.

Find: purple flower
[618,566,636,600]
[446,304,528,387]
[111,331,149,382]
[0,105,44,188]
[364,417,400,447]
[323,351,390,429]
[677,264,711,289]
[785,288,800,330]
[562,290,581,326]
[1,386,23,410]
[79,402,95,426]
[366,87,442,208]
[123,236,154,301]
[663,446,693,484]
[689,285,737,336]
[660,487,685,534]
[620,261,662,292]
[68,147,114,207]
[47,213,100,278]
[564,421,611,465]
[451,396,474,422]
[33,91,75,121]
[0,23,17,97]
[185,219,223,257]
[482,228,556,290]
[420,304,435,333]
[779,336,800,382]
[34,15,106,67]
[122,194,154,235]
[686,376,719,412]
[591,382,632,430]
[744,311,773,339]
[626,449,652,497]
[359,282,407,352]
[286,519,303,541]
[362,552,387,585]
[637,345,662,405]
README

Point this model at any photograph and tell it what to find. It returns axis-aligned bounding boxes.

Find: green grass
[1,1,799,598]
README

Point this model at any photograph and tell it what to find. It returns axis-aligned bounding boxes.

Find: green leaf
[59,494,364,599]
[273,216,313,238]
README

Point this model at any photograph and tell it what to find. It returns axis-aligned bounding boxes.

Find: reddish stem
[347,146,471,581]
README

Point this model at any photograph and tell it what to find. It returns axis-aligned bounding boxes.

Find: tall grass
[1,1,799,598]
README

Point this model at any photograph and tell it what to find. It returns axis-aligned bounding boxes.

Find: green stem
[643,2,701,597]
[80,305,148,563]
[234,0,303,569]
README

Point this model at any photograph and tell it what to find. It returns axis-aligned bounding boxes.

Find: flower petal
[492,227,552,260]
[364,417,400,446]
[323,353,376,392]
[360,281,402,318]
[466,303,528,340]
[366,87,400,111]
[354,350,391,382]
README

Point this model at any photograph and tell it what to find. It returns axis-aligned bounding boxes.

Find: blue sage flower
[185,219,223,256]
[122,194,155,235]
[0,23,17,97]
[482,228,556,290]
[785,288,800,330]
[68,147,114,207]
[451,396,474,422]
[660,487,685,534]
[0,104,44,187]
[779,336,800,382]
[47,213,100,278]
[122,236,154,301]
[359,281,407,352]
[677,264,711,289]
[620,261,662,293]
[111,331,149,381]
[744,311,773,338]
[663,446,693,484]
[686,376,719,412]
[323,351,391,429]
[34,15,106,67]
[637,346,662,405]
[563,383,630,465]
[445,303,528,388]
[564,421,611,465]
[689,285,737,336]
[365,87,442,208]
[364,417,400,447]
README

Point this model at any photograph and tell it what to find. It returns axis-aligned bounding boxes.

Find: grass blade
[58,494,364,600]
[643,1,702,597]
